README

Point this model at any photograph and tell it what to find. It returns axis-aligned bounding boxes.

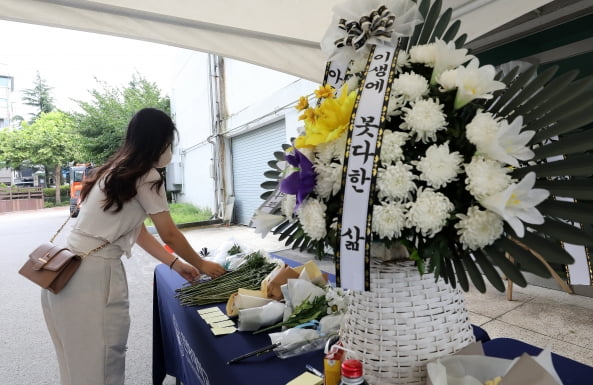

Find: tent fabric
[0,0,553,82]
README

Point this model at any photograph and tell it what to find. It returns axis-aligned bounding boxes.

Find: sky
[0,20,189,119]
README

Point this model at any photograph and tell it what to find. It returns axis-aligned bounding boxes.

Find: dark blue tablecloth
[483,338,593,385]
[152,258,495,385]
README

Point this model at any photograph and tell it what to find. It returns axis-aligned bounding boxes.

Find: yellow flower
[295,96,309,111]
[314,84,335,99]
[295,85,357,148]
[299,107,316,123]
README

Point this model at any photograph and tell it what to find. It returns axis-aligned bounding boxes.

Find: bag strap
[50,213,110,258]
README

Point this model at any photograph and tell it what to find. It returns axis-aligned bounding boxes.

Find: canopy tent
[0,0,553,82]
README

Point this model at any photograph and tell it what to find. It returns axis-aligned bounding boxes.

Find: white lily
[480,172,549,237]
[467,113,535,167]
[252,210,285,238]
[454,58,506,109]
[431,39,473,85]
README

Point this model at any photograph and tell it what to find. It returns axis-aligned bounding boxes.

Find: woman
[41,108,226,385]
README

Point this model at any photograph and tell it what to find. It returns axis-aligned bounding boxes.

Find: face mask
[155,148,173,168]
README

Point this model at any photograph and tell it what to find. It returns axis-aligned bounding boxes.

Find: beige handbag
[18,215,109,294]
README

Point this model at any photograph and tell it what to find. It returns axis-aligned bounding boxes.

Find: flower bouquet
[257,0,593,294]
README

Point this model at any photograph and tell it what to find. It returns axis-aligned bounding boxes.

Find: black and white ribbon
[335,5,396,51]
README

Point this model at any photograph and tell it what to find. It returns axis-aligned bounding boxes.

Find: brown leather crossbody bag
[19,215,109,294]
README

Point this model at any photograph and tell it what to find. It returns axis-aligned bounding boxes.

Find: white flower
[488,116,535,167]
[465,156,512,200]
[466,110,500,149]
[401,98,448,143]
[437,68,458,91]
[392,72,429,101]
[386,93,406,116]
[409,43,435,65]
[314,162,342,199]
[296,198,327,240]
[281,194,296,218]
[372,201,407,239]
[380,130,408,165]
[455,206,503,250]
[415,142,463,189]
[454,58,506,109]
[325,286,348,315]
[252,210,286,238]
[377,161,417,201]
[480,172,549,237]
[395,50,410,72]
[467,112,535,167]
[431,39,474,84]
[406,188,454,237]
[316,131,348,164]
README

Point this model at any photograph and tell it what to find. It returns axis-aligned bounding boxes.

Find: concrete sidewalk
[181,224,593,368]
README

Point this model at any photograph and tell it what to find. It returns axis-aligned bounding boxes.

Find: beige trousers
[41,252,130,385]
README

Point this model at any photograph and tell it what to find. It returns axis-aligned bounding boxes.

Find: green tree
[72,73,170,163]
[0,111,79,203]
[21,71,56,122]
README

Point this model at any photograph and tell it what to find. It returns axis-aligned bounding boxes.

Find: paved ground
[2,207,593,385]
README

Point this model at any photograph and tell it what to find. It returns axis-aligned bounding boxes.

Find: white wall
[170,51,216,211]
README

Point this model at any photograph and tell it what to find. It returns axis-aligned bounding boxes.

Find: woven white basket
[340,258,475,385]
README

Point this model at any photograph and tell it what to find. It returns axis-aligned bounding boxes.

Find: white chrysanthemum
[316,131,348,164]
[314,162,342,199]
[409,43,435,65]
[466,110,500,149]
[281,194,296,218]
[372,201,407,239]
[392,72,429,101]
[455,206,503,250]
[401,98,448,143]
[415,142,463,188]
[386,93,406,116]
[380,130,408,165]
[465,156,512,200]
[395,50,410,72]
[325,286,348,315]
[406,188,454,237]
[296,198,327,240]
[377,162,417,201]
[437,68,458,91]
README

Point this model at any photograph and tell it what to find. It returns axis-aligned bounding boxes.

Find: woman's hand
[197,259,226,279]
[172,260,201,282]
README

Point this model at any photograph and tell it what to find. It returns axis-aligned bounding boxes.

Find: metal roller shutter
[231,119,286,225]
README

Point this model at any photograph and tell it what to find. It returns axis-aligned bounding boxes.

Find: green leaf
[516,232,574,264]
[417,0,442,46]
[497,66,558,118]
[273,151,285,161]
[278,221,299,242]
[496,238,551,278]
[473,250,505,292]
[441,20,461,44]
[461,253,486,293]
[482,245,527,287]
[536,199,593,224]
[511,70,579,119]
[451,256,469,291]
[408,0,432,48]
[488,65,538,115]
[533,179,593,201]
[513,154,593,178]
[532,130,593,160]
[260,180,279,190]
[264,170,281,179]
[260,190,273,200]
[429,7,452,43]
[272,219,292,236]
[531,100,593,143]
[529,219,593,246]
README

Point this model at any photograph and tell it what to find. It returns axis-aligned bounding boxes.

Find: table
[153,259,491,385]
[483,338,593,385]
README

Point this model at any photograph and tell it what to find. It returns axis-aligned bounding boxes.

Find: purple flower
[280,149,316,209]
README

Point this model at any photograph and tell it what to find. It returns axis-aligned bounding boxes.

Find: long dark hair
[80,108,177,212]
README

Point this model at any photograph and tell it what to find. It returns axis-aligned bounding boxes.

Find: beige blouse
[68,168,170,258]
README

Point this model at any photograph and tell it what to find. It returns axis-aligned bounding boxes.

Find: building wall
[169,51,216,211]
